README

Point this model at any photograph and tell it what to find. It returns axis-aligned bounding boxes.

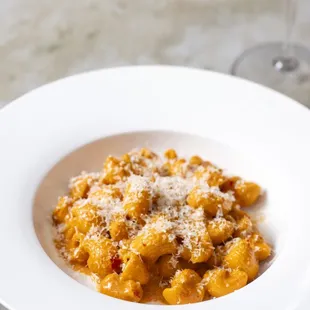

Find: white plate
[0,66,310,310]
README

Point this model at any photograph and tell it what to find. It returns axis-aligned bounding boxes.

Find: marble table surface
[1,0,310,108]
[1,0,310,309]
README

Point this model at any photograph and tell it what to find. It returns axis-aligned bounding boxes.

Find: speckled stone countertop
[0,0,310,308]
[1,0,310,107]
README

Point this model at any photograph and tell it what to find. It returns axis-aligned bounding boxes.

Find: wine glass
[231,0,310,106]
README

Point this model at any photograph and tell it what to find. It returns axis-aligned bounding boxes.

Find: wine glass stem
[273,0,299,72]
[283,0,296,54]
